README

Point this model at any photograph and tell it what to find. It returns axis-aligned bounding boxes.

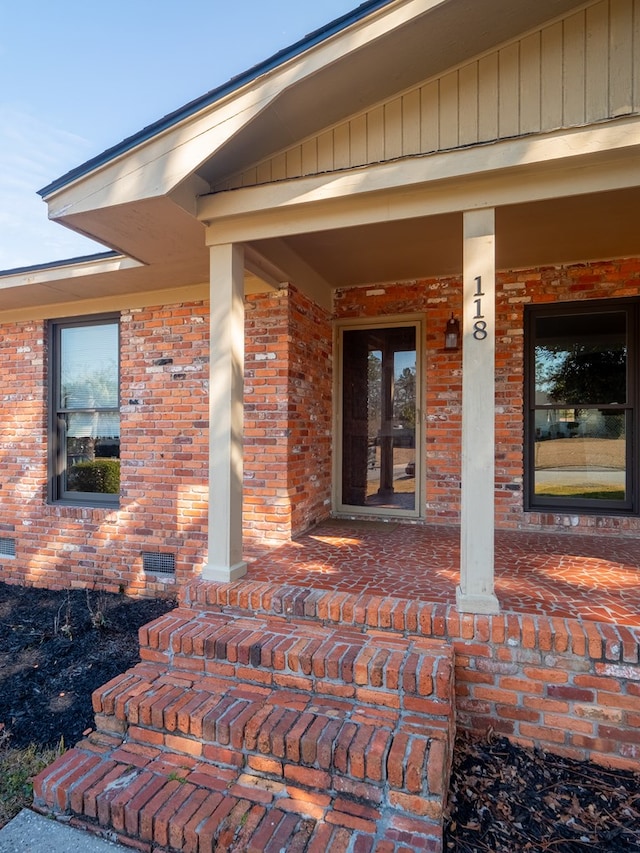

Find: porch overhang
[198,117,640,292]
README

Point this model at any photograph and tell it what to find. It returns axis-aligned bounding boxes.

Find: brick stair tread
[34,743,444,852]
[138,608,453,703]
[93,661,450,796]
[34,604,455,851]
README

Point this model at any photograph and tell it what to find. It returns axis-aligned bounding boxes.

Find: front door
[337,321,421,517]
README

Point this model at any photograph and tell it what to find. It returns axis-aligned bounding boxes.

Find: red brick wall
[287,288,333,536]
[244,286,332,545]
[244,289,291,543]
[0,304,212,597]
[335,257,640,536]
[0,288,332,596]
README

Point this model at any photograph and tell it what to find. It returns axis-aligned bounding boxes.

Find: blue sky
[0,1,361,271]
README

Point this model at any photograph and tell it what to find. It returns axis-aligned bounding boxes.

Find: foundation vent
[0,537,16,558]
[142,551,175,575]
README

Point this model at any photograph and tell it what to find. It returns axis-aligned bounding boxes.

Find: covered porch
[246,519,640,626]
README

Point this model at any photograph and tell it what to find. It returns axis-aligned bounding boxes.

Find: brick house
[2,0,639,609]
[11,1,640,848]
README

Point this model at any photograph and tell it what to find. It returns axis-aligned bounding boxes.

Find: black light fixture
[444,313,460,351]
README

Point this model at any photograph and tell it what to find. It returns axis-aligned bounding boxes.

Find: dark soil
[444,735,640,851]
[0,581,175,749]
[0,581,638,851]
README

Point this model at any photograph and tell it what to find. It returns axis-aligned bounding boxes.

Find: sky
[0,0,363,271]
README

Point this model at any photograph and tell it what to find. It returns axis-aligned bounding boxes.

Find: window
[525,300,638,515]
[49,316,120,505]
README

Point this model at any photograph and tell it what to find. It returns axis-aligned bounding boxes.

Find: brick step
[138,608,453,710]
[33,600,456,852]
[34,738,444,852]
[90,660,450,800]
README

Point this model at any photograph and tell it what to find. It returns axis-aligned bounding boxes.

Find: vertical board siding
[402,89,422,155]
[499,43,521,138]
[478,53,499,141]
[563,12,587,126]
[384,97,404,160]
[334,123,351,170]
[439,71,459,149]
[219,0,638,191]
[586,1,610,122]
[367,105,385,163]
[520,33,542,134]
[420,81,440,152]
[541,22,565,128]
[350,115,368,166]
[458,62,479,145]
[609,0,635,115]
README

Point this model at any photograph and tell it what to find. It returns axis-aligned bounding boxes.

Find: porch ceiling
[249,186,640,288]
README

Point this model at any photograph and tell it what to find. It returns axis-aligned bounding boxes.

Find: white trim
[0,255,142,289]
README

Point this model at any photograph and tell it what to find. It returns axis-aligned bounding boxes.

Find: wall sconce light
[444,313,460,351]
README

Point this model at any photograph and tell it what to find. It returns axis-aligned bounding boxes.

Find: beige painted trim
[200,117,640,244]
[333,313,425,520]
[457,208,499,615]
[0,284,210,325]
[0,255,142,289]
[244,239,333,311]
[202,243,247,582]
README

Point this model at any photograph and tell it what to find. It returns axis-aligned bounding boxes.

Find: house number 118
[473,276,488,341]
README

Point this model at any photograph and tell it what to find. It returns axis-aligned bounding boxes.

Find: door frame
[333,314,425,519]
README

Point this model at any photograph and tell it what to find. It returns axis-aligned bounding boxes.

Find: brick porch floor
[246,520,640,626]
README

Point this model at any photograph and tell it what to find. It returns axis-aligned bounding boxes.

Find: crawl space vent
[0,537,16,558]
[142,551,175,575]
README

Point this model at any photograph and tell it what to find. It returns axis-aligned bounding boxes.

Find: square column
[201,243,247,582]
[457,209,500,614]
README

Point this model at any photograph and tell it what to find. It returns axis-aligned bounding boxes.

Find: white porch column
[201,243,247,582]
[457,209,500,614]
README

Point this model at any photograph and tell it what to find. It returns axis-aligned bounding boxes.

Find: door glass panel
[342,326,417,511]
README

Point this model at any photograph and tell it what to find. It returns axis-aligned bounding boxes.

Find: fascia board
[0,253,143,291]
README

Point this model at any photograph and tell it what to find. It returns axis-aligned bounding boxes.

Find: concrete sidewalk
[0,810,131,852]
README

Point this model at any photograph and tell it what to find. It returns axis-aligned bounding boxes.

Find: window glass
[534,410,627,501]
[60,324,119,409]
[535,312,627,405]
[52,318,120,502]
[528,305,634,512]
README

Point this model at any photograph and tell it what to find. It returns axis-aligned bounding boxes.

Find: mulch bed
[0,580,638,851]
[444,734,640,851]
[0,581,175,749]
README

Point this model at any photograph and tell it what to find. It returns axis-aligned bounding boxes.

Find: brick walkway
[246,520,640,626]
